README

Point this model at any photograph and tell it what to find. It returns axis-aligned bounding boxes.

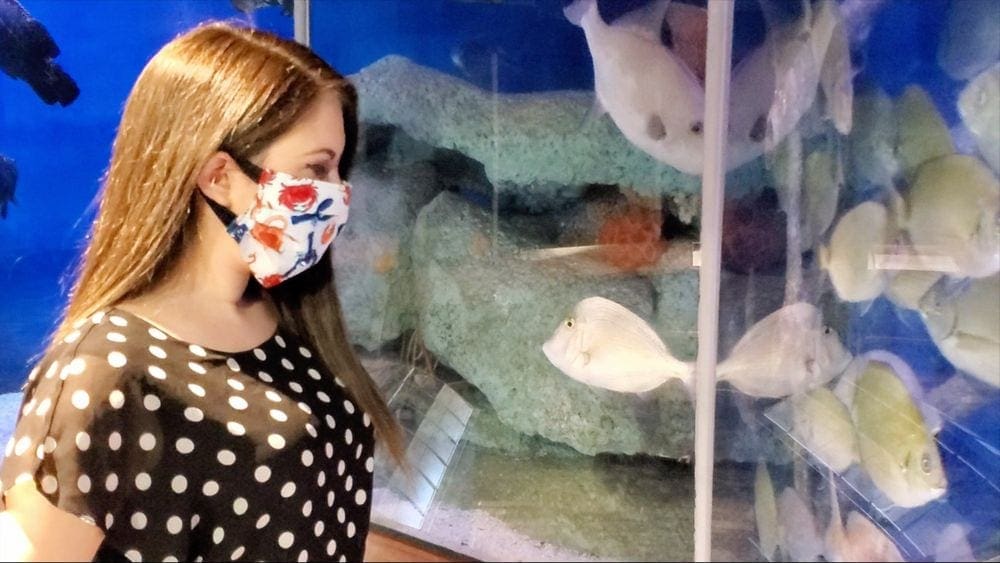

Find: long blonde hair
[52,22,404,463]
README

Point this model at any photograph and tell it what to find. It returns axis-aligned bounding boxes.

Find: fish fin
[576,95,607,133]
[818,244,831,271]
[612,0,672,44]
[857,298,877,317]
[886,187,907,230]
[563,0,595,27]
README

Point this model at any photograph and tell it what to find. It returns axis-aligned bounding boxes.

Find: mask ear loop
[199,147,268,225]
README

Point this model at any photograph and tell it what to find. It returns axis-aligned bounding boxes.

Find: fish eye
[823,326,832,335]
[921,453,932,474]
[566,318,574,328]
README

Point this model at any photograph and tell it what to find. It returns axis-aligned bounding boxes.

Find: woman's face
[228,90,347,215]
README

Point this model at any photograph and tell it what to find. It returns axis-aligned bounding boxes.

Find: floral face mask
[203,152,351,288]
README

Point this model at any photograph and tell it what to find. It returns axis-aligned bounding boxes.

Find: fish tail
[563,0,595,27]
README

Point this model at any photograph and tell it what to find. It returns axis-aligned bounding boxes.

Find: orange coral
[596,205,667,272]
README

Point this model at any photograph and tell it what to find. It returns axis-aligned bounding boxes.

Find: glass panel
[0,0,292,457]
[312,1,705,560]
[718,0,999,561]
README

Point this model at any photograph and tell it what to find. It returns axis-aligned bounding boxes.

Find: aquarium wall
[1,0,997,561]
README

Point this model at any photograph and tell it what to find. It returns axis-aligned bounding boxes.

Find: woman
[0,22,403,562]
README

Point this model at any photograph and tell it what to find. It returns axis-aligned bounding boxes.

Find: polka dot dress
[0,308,375,562]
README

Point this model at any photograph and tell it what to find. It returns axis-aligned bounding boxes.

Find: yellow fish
[852,360,947,508]
[754,462,780,561]
[791,387,859,473]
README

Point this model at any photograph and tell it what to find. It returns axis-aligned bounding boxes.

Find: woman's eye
[306,163,330,179]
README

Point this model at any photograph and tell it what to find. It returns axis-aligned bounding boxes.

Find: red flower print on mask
[278,183,318,212]
[251,221,285,252]
[321,223,336,245]
[260,274,284,288]
[259,169,277,185]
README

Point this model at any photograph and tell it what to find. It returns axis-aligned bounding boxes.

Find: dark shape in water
[230,0,294,16]
[0,0,79,106]
[0,154,17,218]
[722,188,787,274]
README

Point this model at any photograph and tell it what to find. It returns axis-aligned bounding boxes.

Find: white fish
[848,87,899,187]
[777,486,824,562]
[802,145,844,250]
[542,296,692,394]
[820,201,894,302]
[958,63,1000,174]
[919,275,1000,388]
[825,474,904,562]
[717,302,852,399]
[754,462,780,561]
[790,387,859,473]
[905,154,1000,279]
[818,0,854,135]
[895,86,955,181]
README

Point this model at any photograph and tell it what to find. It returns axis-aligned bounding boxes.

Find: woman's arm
[0,482,103,562]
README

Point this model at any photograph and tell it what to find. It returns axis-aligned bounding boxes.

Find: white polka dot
[337,507,346,523]
[40,475,58,494]
[298,549,309,562]
[44,361,60,379]
[254,348,267,361]
[34,443,44,460]
[326,539,337,556]
[108,432,122,451]
[325,415,336,429]
[227,378,245,391]
[366,457,375,472]
[109,315,128,327]
[227,421,246,436]
[131,512,147,530]
[288,381,303,394]
[135,472,152,491]
[301,450,314,467]
[278,531,294,549]
[171,475,187,493]
[363,413,371,427]
[76,431,91,451]
[71,390,90,410]
[233,497,248,515]
[326,443,335,459]
[280,482,296,498]
[184,406,203,422]
[106,351,127,368]
[213,526,225,544]
[21,398,36,416]
[143,394,161,411]
[316,391,331,403]
[307,368,322,381]
[189,344,207,357]
[254,466,271,483]
[343,400,356,414]
[261,392,280,405]
[355,444,364,459]
[275,335,286,348]
[203,480,220,496]
[124,549,141,562]
[298,347,312,358]
[270,409,288,422]
[167,515,183,535]
[148,327,167,340]
[305,423,318,438]
[148,365,167,380]
[345,429,354,445]
[217,450,236,466]
[149,345,167,359]
[298,402,312,415]
[256,513,270,529]
[36,398,52,416]
[109,390,125,408]
[164,556,179,563]
[355,489,367,505]
[337,460,346,475]
[139,433,157,451]
[258,371,274,383]
[191,514,200,529]
[91,311,106,324]
[188,362,206,375]
[67,358,87,375]
[335,377,345,388]
[301,500,313,517]
[317,471,326,487]
[228,396,248,410]
[227,358,241,372]
[64,330,81,344]
[268,434,286,449]
[107,332,127,343]
[347,521,356,538]
[105,513,114,529]
[176,437,194,454]
[187,383,206,397]
[43,436,57,453]
[105,473,119,492]
[231,546,245,560]
[282,359,295,371]
[345,475,353,491]
[314,520,325,537]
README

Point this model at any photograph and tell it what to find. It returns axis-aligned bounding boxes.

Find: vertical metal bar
[693,1,735,561]
[293,0,311,47]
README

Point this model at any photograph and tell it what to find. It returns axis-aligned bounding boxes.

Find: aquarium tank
[1,0,998,561]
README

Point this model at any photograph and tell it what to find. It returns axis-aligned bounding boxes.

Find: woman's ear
[196,152,238,207]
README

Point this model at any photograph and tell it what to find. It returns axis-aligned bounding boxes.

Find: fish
[937,0,1000,81]
[824,473,904,562]
[754,462,780,561]
[919,275,1000,388]
[848,87,898,187]
[884,269,943,311]
[777,486,824,562]
[0,0,79,106]
[851,359,948,508]
[958,63,1000,174]
[541,296,692,394]
[817,1,854,135]
[717,302,852,399]
[800,145,844,251]
[230,0,293,15]
[661,1,707,84]
[895,85,955,181]
[0,154,16,218]
[934,523,976,563]
[819,201,894,303]
[790,387,858,473]
[905,154,1000,279]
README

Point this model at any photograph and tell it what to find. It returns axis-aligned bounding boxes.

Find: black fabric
[1,308,375,562]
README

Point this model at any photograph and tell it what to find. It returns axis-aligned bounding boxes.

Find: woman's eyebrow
[306,148,337,160]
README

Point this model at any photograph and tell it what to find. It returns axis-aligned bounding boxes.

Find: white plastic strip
[693,1,735,561]
[293,0,310,47]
